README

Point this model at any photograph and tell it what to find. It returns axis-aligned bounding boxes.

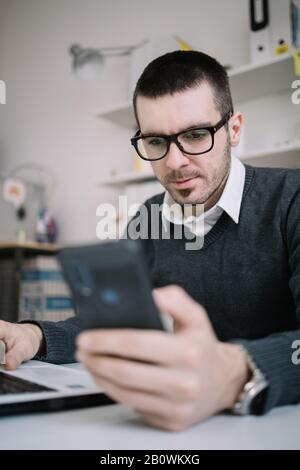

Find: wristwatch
[232,346,269,415]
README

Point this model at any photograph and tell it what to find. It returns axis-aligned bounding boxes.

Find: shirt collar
[161,154,245,226]
[216,154,245,223]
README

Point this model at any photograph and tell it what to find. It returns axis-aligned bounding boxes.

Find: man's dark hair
[133,50,233,127]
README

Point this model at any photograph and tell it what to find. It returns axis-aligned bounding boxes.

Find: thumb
[153,285,213,333]
[5,348,23,370]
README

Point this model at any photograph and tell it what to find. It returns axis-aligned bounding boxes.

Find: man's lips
[170,176,200,189]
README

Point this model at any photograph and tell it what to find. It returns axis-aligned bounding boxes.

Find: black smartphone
[57,239,165,331]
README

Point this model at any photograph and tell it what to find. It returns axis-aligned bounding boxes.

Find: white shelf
[98,144,300,187]
[240,143,300,168]
[97,100,134,128]
[97,53,300,187]
[228,52,293,77]
[97,53,298,127]
[98,170,155,186]
[229,53,297,103]
[240,141,300,159]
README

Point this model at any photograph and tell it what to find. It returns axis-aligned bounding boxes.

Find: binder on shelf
[19,256,75,322]
[249,0,272,63]
[291,0,300,49]
[270,0,291,56]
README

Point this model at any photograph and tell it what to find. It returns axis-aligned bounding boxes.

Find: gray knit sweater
[31,164,300,414]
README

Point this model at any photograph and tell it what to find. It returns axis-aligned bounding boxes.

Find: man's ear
[228,112,243,148]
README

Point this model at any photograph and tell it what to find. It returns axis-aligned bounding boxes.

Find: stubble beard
[162,137,231,207]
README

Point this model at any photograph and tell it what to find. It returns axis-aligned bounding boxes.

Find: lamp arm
[98,39,148,56]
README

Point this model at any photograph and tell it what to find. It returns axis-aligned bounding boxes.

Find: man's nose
[164,142,190,170]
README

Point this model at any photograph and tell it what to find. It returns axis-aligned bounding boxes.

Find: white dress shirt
[162,155,246,236]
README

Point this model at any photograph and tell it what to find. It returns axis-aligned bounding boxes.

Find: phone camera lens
[100,288,120,305]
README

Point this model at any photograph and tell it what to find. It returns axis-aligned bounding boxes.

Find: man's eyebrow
[141,121,213,136]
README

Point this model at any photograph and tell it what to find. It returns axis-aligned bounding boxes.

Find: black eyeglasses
[130,111,233,161]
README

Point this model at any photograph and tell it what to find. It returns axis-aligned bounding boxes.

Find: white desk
[0,364,299,450]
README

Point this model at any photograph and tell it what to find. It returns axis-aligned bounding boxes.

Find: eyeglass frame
[130,110,233,161]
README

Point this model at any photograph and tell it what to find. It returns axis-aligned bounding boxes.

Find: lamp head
[69,44,104,80]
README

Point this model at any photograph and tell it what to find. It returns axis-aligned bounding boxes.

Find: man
[1,51,300,431]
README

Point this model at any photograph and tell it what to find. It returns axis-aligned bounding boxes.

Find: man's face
[136,83,232,208]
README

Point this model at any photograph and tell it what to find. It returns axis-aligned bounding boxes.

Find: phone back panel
[58,240,164,331]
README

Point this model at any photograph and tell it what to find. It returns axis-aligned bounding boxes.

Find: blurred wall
[0,0,249,243]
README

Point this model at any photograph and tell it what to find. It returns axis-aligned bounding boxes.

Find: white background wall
[0,0,249,243]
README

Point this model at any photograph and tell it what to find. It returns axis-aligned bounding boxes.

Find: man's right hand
[0,320,44,370]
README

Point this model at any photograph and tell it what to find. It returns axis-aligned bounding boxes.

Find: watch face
[250,386,268,415]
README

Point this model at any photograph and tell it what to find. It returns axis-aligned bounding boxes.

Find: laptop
[0,360,114,416]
